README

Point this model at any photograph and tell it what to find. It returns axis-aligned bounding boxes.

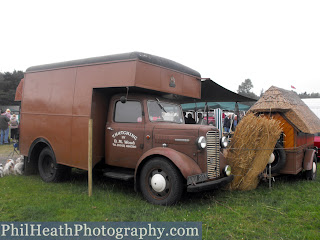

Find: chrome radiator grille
[206,131,220,179]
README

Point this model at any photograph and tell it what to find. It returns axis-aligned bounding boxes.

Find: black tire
[140,158,184,206]
[38,147,70,182]
[267,143,286,174]
[306,155,317,180]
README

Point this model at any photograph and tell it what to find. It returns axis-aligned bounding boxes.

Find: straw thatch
[227,113,282,191]
[249,86,320,134]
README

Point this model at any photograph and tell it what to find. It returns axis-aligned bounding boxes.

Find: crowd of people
[184,111,238,133]
[0,108,19,145]
[223,113,238,133]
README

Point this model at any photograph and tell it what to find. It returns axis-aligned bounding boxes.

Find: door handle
[107,127,114,131]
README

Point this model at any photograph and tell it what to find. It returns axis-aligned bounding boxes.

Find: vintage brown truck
[16,52,233,205]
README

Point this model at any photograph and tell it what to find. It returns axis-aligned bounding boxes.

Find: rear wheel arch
[28,139,71,182]
[38,146,70,182]
[24,138,53,175]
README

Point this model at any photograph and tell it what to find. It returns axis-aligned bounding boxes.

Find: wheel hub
[150,174,166,192]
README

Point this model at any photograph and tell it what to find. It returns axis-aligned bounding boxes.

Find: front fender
[135,147,202,180]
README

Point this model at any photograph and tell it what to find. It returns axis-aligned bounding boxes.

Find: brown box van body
[18,52,233,205]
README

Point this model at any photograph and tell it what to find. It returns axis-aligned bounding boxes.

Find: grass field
[1,163,320,239]
[0,142,20,161]
[0,143,16,154]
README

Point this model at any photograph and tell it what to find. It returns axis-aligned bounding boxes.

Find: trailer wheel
[306,155,317,180]
[140,158,183,205]
[267,143,286,174]
[38,147,69,182]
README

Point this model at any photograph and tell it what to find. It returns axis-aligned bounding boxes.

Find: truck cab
[102,94,232,205]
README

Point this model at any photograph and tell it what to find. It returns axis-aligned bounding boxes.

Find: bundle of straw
[227,113,282,191]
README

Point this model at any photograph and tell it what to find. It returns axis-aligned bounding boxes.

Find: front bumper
[187,175,234,192]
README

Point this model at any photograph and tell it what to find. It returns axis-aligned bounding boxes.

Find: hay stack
[227,113,282,191]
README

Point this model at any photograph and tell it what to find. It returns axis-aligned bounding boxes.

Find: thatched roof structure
[249,86,320,134]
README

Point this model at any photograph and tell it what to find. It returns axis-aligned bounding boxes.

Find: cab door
[105,99,145,169]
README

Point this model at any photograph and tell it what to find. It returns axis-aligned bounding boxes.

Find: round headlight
[197,136,207,149]
[220,136,228,148]
[224,165,232,176]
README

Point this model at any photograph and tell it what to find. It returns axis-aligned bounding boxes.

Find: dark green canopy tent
[199,80,257,103]
[182,102,250,112]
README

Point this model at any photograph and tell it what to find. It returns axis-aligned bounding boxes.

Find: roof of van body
[26,52,201,78]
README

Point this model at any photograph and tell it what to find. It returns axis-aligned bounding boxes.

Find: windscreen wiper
[156,98,167,113]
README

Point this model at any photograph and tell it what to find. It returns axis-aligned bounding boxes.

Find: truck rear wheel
[38,147,69,182]
[306,155,317,180]
[140,158,183,205]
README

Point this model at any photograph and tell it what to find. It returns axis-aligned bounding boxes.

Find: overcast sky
[1,0,320,95]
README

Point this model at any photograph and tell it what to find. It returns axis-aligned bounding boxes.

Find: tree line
[237,79,320,99]
[0,70,24,105]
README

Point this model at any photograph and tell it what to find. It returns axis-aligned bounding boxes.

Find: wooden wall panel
[269,113,295,149]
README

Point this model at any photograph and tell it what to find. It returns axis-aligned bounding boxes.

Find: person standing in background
[197,112,204,125]
[223,114,231,132]
[10,114,19,141]
[2,109,11,143]
[185,113,196,124]
[0,109,10,144]
[233,115,238,129]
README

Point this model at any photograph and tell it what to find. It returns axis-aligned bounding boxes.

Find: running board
[103,171,134,181]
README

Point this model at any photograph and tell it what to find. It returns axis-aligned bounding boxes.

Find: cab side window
[114,101,142,123]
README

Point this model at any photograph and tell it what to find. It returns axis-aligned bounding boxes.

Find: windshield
[203,112,215,118]
[147,100,184,123]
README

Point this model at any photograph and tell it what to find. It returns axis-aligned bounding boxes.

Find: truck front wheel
[38,147,69,182]
[140,158,183,205]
